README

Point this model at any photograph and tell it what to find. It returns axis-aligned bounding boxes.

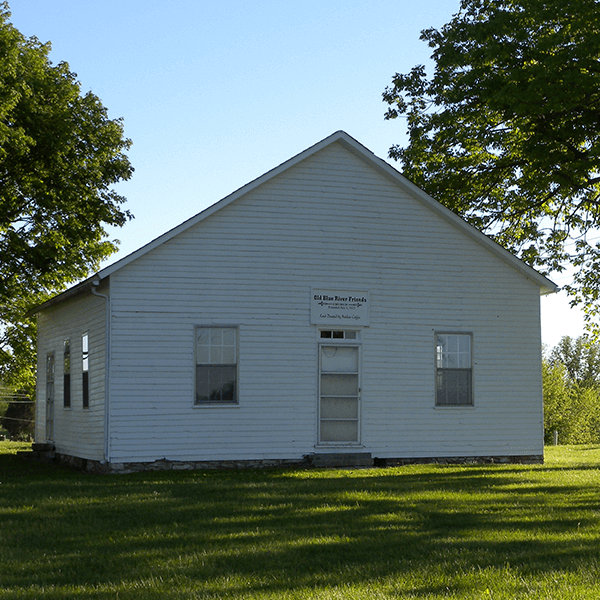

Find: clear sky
[8,0,585,349]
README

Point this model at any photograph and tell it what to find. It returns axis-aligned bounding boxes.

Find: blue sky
[8,0,584,347]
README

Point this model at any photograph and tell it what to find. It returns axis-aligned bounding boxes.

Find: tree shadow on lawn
[1,460,600,597]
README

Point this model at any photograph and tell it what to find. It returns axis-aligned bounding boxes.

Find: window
[320,330,357,340]
[82,333,89,409]
[195,327,237,405]
[63,339,71,408]
[46,353,55,440]
[435,333,472,406]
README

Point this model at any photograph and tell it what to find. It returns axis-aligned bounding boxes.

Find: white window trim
[434,331,474,408]
[193,325,240,408]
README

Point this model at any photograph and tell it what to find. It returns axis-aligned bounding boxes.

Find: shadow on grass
[1,454,599,598]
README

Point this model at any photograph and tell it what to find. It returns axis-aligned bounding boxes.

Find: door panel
[320,420,358,442]
[320,397,359,419]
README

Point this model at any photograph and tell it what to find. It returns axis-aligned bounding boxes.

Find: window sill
[193,403,240,408]
[315,443,365,449]
[434,405,475,409]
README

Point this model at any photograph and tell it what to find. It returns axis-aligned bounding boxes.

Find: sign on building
[310,289,370,326]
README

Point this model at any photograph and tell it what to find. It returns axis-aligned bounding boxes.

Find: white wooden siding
[101,141,544,463]
[36,283,107,460]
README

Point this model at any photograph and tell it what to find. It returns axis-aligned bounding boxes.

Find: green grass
[1,444,599,599]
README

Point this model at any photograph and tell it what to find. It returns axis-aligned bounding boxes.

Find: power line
[1,416,34,424]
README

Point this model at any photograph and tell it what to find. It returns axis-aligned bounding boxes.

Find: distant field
[1,443,599,599]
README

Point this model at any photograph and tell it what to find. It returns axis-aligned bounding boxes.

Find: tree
[383,0,600,331]
[548,335,600,387]
[543,335,600,444]
[0,3,133,391]
[542,359,572,443]
[0,389,34,439]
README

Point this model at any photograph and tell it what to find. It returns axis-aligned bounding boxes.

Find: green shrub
[0,391,34,440]
[543,336,600,444]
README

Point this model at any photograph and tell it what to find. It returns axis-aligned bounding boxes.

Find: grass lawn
[1,444,599,599]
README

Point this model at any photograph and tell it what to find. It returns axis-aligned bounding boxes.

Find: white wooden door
[319,345,360,443]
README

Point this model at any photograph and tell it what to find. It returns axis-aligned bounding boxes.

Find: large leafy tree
[0,3,133,391]
[383,0,600,330]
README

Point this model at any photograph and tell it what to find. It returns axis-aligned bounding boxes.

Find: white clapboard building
[33,132,557,471]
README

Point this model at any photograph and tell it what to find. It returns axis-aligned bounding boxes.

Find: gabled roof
[34,131,557,313]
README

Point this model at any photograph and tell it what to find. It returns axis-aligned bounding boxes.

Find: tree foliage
[383,0,600,330]
[548,335,600,386]
[0,3,133,391]
[0,391,34,439]
[543,336,600,444]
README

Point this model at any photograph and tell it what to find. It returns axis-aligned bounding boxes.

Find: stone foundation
[55,453,313,474]
[48,451,543,474]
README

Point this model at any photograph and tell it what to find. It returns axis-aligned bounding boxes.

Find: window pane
[196,366,209,402]
[457,351,471,369]
[64,374,71,408]
[447,335,459,352]
[222,328,236,346]
[196,342,210,364]
[436,370,472,406]
[82,333,89,372]
[321,397,358,419]
[64,338,71,407]
[222,346,235,364]
[196,365,236,404]
[321,373,358,396]
[46,355,54,382]
[197,328,210,346]
[436,335,446,368]
[64,340,70,373]
[321,346,358,373]
[320,420,358,442]
[458,335,471,352]
[436,334,471,369]
[209,345,223,363]
[83,371,89,408]
[209,328,222,346]
[197,327,236,365]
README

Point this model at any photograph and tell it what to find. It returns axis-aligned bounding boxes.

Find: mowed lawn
[1,443,599,599]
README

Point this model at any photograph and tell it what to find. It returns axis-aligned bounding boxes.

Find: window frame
[434,332,474,407]
[194,325,239,407]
